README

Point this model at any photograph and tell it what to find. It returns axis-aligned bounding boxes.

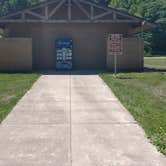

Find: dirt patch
[0,94,15,102]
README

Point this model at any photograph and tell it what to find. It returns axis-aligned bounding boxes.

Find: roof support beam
[0,19,140,23]
[113,12,117,21]
[0,0,146,26]
[93,11,112,20]
[45,5,49,20]
[80,0,140,21]
[73,0,90,18]
[68,0,72,20]
[48,0,66,18]
[90,5,94,20]
[26,10,46,19]
[21,13,25,20]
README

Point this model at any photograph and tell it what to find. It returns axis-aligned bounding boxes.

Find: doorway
[56,39,73,70]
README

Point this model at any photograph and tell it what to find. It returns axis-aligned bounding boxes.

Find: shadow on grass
[100,67,166,80]
[104,68,166,75]
[144,67,166,73]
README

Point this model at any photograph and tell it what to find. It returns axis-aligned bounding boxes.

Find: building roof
[0,0,156,33]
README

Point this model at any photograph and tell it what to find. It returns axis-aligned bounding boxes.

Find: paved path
[0,73,165,166]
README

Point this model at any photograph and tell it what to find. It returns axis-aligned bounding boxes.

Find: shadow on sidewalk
[38,70,106,75]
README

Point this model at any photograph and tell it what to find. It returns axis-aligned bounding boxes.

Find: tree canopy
[105,0,166,55]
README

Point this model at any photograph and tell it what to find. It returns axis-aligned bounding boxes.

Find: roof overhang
[128,21,157,35]
[0,0,156,33]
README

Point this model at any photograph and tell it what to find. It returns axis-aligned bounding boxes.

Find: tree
[109,0,166,55]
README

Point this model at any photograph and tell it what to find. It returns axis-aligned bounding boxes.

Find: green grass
[100,57,166,155]
[0,73,40,123]
[144,57,166,70]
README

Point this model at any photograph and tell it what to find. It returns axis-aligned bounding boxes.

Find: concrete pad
[19,75,70,102]
[71,101,135,123]
[0,73,165,166]
[0,74,71,166]
[0,125,70,166]
[3,102,69,125]
[71,75,105,87]
[71,76,117,102]
[71,87,117,102]
[37,75,70,85]
[22,91,69,102]
[22,87,70,102]
[31,75,70,94]
[72,124,166,166]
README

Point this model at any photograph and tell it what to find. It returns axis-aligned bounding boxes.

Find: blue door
[56,39,73,70]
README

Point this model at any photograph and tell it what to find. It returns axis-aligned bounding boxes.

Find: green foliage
[108,0,166,55]
[0,0,44,16]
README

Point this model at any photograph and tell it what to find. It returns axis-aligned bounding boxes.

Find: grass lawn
[0,73,40,123]
[100,57,166,155]
[144,57,166,70]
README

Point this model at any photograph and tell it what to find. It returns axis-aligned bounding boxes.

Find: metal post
[141,21,145,70]
[141,21,146,38]
[114,54,117,75]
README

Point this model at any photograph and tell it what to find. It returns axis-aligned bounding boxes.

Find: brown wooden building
[0,0,155,72]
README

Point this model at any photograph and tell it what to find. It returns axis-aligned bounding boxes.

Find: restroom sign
[109,34,123,56]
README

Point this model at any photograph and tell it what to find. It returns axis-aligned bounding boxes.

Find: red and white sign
[109,34,123,56]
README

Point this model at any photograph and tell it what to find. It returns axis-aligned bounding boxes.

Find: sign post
[109,34,123,75]
[114,53,117,75]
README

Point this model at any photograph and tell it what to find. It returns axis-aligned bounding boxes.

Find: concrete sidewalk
[0,73,165,166]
